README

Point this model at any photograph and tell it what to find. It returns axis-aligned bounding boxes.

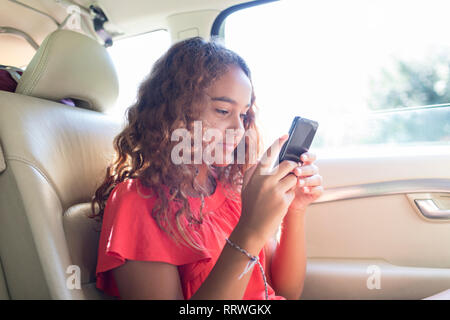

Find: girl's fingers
[258,134,289,174]
[279,171,299,192]
[302,185,324,195]
[297,174,323,189]
[300,152,316,164]
[272,160,300,180]
[293,163,319,177]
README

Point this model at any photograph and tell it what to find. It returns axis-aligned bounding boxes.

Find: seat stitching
[21,31,59,96]
[6,155,64,206]
[26,33,54,95]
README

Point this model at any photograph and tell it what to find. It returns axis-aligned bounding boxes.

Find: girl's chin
[209,153,236,167]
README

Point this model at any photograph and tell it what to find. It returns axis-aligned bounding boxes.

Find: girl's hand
[237,134,299,247]
[288,152,323,213]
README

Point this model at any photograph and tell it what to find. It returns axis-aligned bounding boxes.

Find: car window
[106,30,170,121]
[220,0,450,156]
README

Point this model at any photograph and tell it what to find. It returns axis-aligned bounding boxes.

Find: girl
[92,37,323,300]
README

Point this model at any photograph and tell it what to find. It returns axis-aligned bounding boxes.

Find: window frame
[210,0,279,38]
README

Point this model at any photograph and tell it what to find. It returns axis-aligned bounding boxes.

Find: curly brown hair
[91,36,263,251]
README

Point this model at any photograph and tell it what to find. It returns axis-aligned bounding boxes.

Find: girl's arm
[114,208,307,300]
[190,223,266,299]
[267,151,322,300]
[113,223,266,300]
[113,259,185,299]
[267,208,307,300]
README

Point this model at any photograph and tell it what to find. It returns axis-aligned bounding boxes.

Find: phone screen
[278,116,318,164]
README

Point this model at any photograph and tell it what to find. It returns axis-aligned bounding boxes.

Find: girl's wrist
[229,222,266,257]
[283,208,307,227]
[287,206,307,216]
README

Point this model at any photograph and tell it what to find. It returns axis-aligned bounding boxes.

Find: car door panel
[300,148,450,299]
[303,258,450,299]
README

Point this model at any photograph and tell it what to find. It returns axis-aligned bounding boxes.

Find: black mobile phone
[277,116,319,165]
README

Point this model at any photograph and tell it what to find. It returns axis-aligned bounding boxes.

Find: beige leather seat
[0,29,123,299]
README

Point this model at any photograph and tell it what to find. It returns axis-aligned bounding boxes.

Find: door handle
[414,199,450,220]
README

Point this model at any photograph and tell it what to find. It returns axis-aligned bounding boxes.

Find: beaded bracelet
[225,238,269,300]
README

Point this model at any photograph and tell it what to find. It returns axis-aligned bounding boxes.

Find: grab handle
[414,199,450,220]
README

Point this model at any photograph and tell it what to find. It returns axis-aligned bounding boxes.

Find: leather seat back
[0,29,123,299]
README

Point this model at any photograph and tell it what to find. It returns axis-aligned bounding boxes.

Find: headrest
[15,30,119,113]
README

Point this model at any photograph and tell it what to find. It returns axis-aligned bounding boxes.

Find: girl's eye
[216,109,229,115]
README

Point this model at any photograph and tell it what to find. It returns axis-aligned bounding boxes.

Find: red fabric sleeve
[95,180,211,295]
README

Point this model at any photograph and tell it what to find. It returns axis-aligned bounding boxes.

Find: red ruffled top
[95,177,286,300]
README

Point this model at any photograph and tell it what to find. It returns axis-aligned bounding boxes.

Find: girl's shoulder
[103,178,163,231]
[111,178,158,201]
[107,178,172,215]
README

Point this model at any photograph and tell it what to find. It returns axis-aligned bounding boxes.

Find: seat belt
[0,65,23,83]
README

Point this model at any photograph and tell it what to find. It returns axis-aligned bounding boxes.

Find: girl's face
[199,66,253,167]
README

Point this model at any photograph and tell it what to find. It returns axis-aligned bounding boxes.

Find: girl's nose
[231,113,245,131]
[225,119,245,145]
[230,120,245,138]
